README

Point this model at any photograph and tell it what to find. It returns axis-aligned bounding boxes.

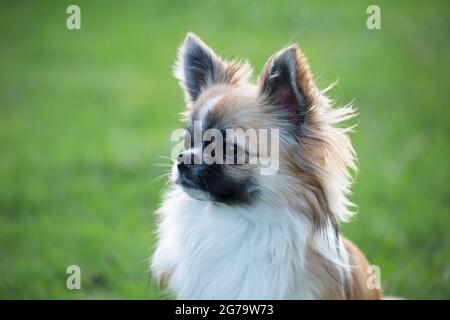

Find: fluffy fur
[152,188,347,299]
[151,33,382,300]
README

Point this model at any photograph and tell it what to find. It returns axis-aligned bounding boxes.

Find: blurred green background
[0,0,448,299]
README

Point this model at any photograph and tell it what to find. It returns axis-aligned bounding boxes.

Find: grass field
[0,0,448,299]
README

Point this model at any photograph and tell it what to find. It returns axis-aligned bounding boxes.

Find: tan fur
[304,237,382,300]
[344,238,382,299]
[188,46,376,299]
[305,243,348,299]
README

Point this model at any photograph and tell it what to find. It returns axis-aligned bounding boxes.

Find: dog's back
[344,238,382,299]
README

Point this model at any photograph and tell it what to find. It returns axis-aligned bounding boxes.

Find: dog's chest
[152,191,323,299]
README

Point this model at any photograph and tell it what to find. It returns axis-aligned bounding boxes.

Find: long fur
[152,187,349,299]
[151,33,380,300]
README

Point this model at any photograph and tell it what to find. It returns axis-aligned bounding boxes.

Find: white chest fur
[151,187,346,299]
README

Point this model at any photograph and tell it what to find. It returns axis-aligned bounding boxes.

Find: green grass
[0,0,448,299]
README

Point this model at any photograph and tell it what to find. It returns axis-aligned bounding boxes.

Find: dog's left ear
[174,32,251,106]
[258,45,317,125]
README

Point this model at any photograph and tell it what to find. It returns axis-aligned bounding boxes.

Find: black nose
[177,153,186,172]
[177,151,202,173]
[177,153,187,171]
[177,153,184,165]
[177,152,198,171]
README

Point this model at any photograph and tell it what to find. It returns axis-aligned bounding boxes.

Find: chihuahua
[151,33,382,300]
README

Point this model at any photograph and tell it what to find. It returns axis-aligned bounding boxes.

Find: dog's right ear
[174,33,251,106]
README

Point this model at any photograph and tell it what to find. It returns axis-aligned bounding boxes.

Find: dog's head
[171,33,356,226]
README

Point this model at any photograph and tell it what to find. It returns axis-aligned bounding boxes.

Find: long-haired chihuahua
[151,32,382,300]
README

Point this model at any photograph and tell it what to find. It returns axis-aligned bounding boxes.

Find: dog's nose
[177,153,188,171]
[177,153,184,165]
[177,149,202,173]
[177,151,200,172]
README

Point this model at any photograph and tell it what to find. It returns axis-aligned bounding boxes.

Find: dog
[151,32,382,300]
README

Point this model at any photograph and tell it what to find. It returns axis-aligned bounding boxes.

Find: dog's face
[171,33,355,218]
[174,83,262,205]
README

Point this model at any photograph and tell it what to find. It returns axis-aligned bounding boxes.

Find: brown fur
[305,243,348,299]
[344,238,383,299]
[170,33,381,299]
[304,237,382,300]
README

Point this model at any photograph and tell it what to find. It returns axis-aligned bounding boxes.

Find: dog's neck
[152,187,350,299]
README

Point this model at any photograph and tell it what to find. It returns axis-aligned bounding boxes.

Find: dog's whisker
[151,172,171,183]
[159,155,176,163]
[151,163,173,167]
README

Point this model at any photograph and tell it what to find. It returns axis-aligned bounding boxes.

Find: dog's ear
[258,45,317,125]
[174,32,251,105]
